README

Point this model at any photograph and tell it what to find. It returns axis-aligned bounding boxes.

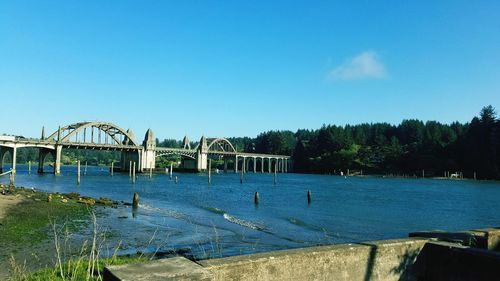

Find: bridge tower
[182,136,191,149]
[196,136,208,171]
[141,128,156,171]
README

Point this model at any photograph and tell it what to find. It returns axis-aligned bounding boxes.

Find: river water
[2,164,500,258]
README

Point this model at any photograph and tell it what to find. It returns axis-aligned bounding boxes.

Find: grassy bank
[0,187,91,249]
[12,252,148,281]
[0,186,151,280]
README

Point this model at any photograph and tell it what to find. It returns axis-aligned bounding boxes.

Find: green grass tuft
[14,255,148,281]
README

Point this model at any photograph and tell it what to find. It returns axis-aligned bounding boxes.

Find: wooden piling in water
[129,161,132,178]
[307,190,312,204]
[273,162,277,185]
[208,159,212,184]
[132,162,136,183]
[254,192,259,205]
[132,192,139,209]
[240,163,244,184]
[9,169,14,188]
[77,160,81,185]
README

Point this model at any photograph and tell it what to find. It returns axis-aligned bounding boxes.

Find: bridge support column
[196,136,208,172]
[284,158,288,173]
[253,157,256,173]
[196,151,207,171]
[261,157,264,173]
[54,145,62,175]
[121,150,140,173]
[37,148,51,173]
[0,147,16,174]
[268,158,272,173]
[234,156,238,173]
[223,158,228,173]
[0,147,6,174]
[11,146,16,174]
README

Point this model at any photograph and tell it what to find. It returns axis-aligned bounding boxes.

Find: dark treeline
[245,105,500,179]
[7,106,499,179]
[150,106,500,179]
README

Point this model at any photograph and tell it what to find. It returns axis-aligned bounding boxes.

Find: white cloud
[328,51,387,81]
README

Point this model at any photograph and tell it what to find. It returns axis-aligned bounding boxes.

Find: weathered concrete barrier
[410,227,500,251]
[104,238,428,281]
[199,238,427,281]
[104,227,500,281]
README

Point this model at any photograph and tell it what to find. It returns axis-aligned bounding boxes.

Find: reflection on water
[2,164,500,258]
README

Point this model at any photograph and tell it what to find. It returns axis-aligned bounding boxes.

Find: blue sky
[1,1,499,141]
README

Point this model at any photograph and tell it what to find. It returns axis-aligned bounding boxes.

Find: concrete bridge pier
[53,145,62,175]
[37,148,53,173]
[195,136,208,172]
[234,156,238,173]
[141,129,156,172]
[0,146,17,174]
[242,157,248,173]
[121,150,140,172]
[0,147,6,174]
[223,158,228,173]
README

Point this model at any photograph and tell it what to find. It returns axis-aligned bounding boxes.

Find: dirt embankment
[0,193,23,220]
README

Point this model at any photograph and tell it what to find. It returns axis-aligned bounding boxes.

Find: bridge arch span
[156,152,196,160]
[46,122,138,146]
[207,138,236,153]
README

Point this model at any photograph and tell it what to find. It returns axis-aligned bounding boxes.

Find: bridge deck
[1,140,289,158]
[0,140,140,151]
[155,147,290,158]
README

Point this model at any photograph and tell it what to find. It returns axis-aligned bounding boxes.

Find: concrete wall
[104,228,500,281]
[199,238,428,281]
[409,227,500,251]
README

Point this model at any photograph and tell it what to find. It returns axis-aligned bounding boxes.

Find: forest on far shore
[226,105,500,180]
[6,106,500,180]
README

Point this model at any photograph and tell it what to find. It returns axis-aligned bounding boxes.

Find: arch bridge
[155,136,290,173]
[0,121,290,175]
